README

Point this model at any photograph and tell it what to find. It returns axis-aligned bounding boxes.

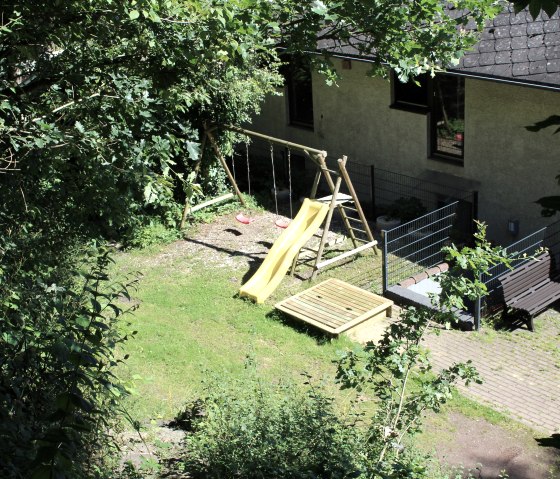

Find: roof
[452,5,560,89]
[316,6,560,90]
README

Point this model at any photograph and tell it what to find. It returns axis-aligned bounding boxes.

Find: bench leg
[527,315,534,332]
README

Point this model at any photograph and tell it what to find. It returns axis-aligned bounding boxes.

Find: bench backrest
[498,251,554,301]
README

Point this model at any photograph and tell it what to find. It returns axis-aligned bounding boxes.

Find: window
[391,71,429,112]
[284,58,314,129]
[430,75,465,161]
[390,71,466,164]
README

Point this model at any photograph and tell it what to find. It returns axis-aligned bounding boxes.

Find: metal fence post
[382,230,388,293]
[370,165,376,220]
[474,272,482,331]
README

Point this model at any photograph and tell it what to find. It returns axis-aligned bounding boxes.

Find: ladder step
[346,215,362,223]
[317,193,353,205]
[349,227,368,235]
[341,205,359,213]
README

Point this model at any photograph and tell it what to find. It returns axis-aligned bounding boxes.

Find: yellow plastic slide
[239,198,329,303]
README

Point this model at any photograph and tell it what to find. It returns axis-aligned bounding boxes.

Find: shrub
[182,371,368,479]
[0,241,137,478]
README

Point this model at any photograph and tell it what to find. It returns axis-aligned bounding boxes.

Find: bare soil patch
[426,412,559,479]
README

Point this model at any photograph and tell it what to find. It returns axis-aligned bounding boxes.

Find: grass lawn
[114,236,361,421]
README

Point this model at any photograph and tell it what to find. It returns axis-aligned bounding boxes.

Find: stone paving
[423,309,560,434]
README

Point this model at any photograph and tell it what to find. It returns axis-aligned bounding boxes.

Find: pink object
[455,132,464,142]
[236,213,255,224]
[275,218,290,229]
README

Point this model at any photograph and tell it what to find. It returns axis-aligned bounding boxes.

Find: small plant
[388,196,427,223]
[126,220,180,249]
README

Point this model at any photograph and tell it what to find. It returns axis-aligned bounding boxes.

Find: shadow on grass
[265,309,337,346]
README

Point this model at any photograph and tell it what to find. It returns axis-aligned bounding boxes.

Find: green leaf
[186,141,200,161]
[129,9,140,20]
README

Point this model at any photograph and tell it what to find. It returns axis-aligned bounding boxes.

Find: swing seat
[236,213,255,225]
[275,218,290,229]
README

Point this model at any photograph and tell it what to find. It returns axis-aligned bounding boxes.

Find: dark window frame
[284,58,314,130]
[429,75,465,164]
[390,71,465,165]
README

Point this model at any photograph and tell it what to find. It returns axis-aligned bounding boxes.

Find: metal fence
[382,202,459,292]
[372,167,477,239]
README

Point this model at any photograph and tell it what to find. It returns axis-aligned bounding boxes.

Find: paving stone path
[423,311,560,434]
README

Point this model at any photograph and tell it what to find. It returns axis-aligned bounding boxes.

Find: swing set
[180,124,378,280]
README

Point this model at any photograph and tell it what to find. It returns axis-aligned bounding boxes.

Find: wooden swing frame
[182,124,378,277]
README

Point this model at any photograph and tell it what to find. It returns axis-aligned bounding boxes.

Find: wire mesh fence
[382,202,459,292]
[372,167,477,241]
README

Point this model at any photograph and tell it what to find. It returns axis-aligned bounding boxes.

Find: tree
[0,1,503,476]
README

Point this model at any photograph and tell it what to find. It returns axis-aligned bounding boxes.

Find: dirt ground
[123,210,560,479]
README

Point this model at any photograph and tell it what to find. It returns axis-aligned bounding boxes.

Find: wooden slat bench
[498,251,560,331]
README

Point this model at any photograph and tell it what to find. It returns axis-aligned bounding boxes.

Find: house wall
[251,59,560,245]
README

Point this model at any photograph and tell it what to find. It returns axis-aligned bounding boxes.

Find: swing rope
[287,146,293,219]
[270,142,279,217]
[235,139,255,225]
[245,138,251,197]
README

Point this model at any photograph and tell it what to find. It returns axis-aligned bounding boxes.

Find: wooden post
[206,129,246,207]
[312,160,345,280]
[338,158,378,254]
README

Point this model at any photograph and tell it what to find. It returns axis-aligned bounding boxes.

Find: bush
[182,371,368,479]
[0,237,137,478]
[126,220,180,249]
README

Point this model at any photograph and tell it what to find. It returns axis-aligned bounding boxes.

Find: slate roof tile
[510,11,527,24]
[546,45,560,59]
[528,34,545,47]
[480,52,496,65]
[545,19,560,33]
[528,46,546,61]
[527,21,545,35]
[529,59,548,74]
[479,40,495,53]
[462,55,480,68]
[544,32,560,45]
[511,36,528,49]
[492,64,513,76]
[512,48,530,62]
[494,14,510,27]
[494,26,512,38]
[495,38,512,51]
[496,51,512,64]
[547,59,560,72]
[512,63,530,76]
[510,24,528,37]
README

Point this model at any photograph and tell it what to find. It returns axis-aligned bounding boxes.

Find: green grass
[114,246,358,420]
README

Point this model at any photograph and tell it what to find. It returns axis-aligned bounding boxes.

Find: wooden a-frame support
[291,151,379,279]
[183,124,378,278]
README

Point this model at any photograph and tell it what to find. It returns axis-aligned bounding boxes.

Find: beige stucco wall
[251,59,560,245]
